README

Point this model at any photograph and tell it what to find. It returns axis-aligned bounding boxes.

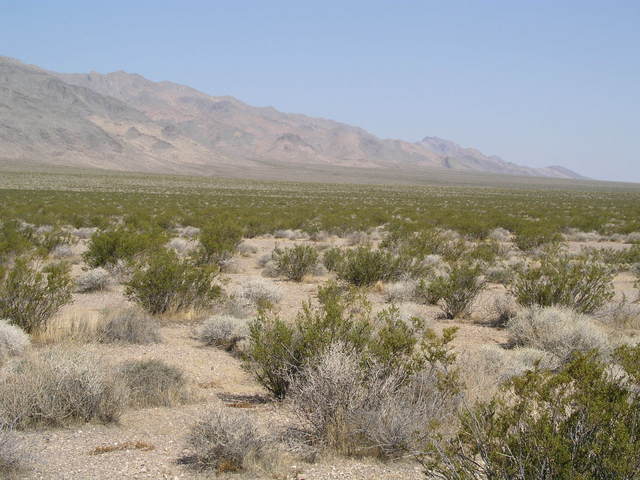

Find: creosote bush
[197,220,243,265]
[510,249,614,314]
[424,345,640,479]
[0,259,73,333]
[97,307,161,344]
[186,408,267,473]
[117,359,188,408]
[425,262,486,319]
[0,348,127,428]
[335,246,398,286]
[83,228,163,268]
[245,281,459,399]
[271,244,319,281]
[125,250,221,315]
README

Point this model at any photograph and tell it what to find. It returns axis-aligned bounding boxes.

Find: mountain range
[0,56,583,180]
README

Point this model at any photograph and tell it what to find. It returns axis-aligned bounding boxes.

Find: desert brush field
[0,166,640,479]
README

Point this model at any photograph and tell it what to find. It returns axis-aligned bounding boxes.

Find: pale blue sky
[2,1,639,181]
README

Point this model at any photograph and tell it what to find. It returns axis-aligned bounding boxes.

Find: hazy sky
[2,1,639,181]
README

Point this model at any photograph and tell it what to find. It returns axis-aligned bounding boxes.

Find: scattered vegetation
[424,262,486,319]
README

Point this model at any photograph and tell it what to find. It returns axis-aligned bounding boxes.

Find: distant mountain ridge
[0,56,584,179]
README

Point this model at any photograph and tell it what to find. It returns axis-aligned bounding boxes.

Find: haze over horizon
[2,0,639,182]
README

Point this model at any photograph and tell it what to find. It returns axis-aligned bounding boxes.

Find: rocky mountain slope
[0,56,583,179]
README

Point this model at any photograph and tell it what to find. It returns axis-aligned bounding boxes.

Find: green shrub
[245,282,455,399]
[511,250,614,314]
[0,259,72,333]
[0,220,32,265]
[197,220,243,265]
[426,263,485,319]
[322,246,344,272]
[125,250,221,315]
[336,246,396,286]
[272,244,319,281]
[83,228,162,268]
[424,346,640,479]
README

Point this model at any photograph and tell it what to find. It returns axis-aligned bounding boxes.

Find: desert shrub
[245,282,456,399]
[197,220,243,265]
[166,237,198,256]
[384,280,417,303]
[96,307,161,344]
[484,295,518,328]
[51,244,74,259]
[595,296,640,330]
[271,244,319,281]
[186,408,267,472]
[0,320,29,365]
[0,259,73,333]
[459,345,557,403]
[336,246,397,286]
[237,278,282,307]
[197,315,247,351]
[413,278,445,305]
[117,359,188,408]
[0,349,127,428]
[0,220,32,265]
[83,228,162,268]
[75,267,110,293]
[511,250,614,314]
[125,250,221,315]
[426,263,486,319]
[0,319,29,368]
[507,307,610,362]
[424,346,640,479]
[290,341,460,458]
[0,422,22,476]
[237,242,258,256]
[322,246,344,272]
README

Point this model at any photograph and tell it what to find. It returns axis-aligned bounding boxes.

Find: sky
[1,0,639,181]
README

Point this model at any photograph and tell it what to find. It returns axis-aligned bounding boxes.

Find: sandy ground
[10,235,640,479]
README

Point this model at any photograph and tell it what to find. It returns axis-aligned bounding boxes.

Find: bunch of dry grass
[289,343,457,459]
[0,320,29,365]
[0,348,127,428]
[236,279,283,307]
[97,308,161,344]
[0,422,22,476]
[117,359,188,408]
[383,280,417,303]
[186,408,267,473]
[595,296,640,330]
[197,315,247,351]
[75,268,110,293]
[507,307,611,362]
[459,345,557,403]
